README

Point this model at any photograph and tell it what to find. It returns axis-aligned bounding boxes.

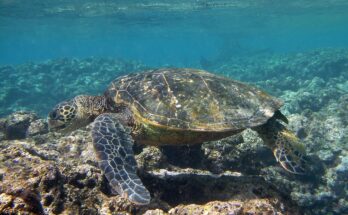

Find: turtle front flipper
[254,117,308,174]
[92,113,151,205]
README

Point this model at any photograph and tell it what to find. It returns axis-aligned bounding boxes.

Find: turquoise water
[0,1,348,214]
[1,1,348,116]
[1,1,348,66]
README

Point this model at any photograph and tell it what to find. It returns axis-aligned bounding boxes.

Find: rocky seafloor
[0,48,347,214]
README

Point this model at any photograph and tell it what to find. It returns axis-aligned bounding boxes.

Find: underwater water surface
[0,1,348,215]
[1,1,348,66]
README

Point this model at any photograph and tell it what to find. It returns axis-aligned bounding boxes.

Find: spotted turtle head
[48,98,79,132]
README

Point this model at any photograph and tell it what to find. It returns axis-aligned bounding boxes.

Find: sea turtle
[48,68,309,205]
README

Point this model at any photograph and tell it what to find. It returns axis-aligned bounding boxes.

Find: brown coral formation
[0,125,298,214]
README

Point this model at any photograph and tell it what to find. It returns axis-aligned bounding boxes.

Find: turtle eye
[49,111,58,119]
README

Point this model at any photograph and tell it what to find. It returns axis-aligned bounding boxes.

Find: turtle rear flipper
[92,113,151,205]
[254,117,308,174]
[272,130,308,174]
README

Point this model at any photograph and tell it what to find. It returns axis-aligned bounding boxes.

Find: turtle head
[48,95,99,133]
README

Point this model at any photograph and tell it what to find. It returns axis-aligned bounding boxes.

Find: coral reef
[0,58,147,117]
[0,126,297,214]
[0,48,347,214]
[0,111,48,141]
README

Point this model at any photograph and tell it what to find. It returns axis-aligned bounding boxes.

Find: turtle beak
[47,118,66,132]
[47,117,92,134]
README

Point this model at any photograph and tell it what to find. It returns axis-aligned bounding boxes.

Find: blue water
[1,2,348,66]
[1,2,348,214]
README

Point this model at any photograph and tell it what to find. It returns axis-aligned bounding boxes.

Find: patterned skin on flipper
[254,117,308,174]
[91,113,151,205]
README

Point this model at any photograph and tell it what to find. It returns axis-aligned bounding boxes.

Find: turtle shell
[105,68,283,131]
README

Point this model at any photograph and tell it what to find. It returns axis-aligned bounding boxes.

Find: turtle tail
[254,116,309,174]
